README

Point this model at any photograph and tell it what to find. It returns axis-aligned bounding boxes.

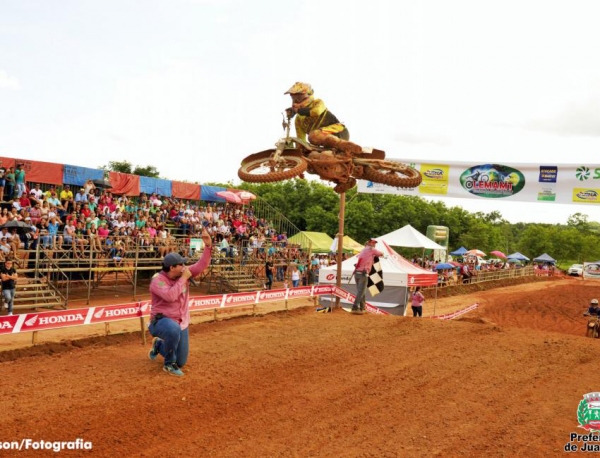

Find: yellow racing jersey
[294,98,344,140]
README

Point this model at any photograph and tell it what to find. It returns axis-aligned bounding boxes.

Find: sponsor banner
[256,288,288,303]
[19,309,91,332]
[334,286,353,302]
[432,303,479,320]
[0,315,20,335]
[358,160,600,206]
[223,292,258,307]
[0,285,361,335]
[88,303,143,324]
[286,286,313,299]
[189,295,225,310]
[313,285,334,295]
[583,262,600,280]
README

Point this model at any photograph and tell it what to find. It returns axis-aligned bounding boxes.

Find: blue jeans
[292,279,299,288]
[148,317,189,367]
[266,273,273,290]
[353,271,368,310]
[2,288,15,314]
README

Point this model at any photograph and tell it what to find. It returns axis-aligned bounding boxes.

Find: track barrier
[0,285,479,344]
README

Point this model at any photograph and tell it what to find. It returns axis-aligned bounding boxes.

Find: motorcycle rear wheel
[362,160,422,189]
[238,149,307,183]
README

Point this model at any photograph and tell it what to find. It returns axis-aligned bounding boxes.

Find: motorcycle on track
[238,114,422,193]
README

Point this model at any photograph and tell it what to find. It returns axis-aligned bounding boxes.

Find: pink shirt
[354,246,383,273]
[411,291,425,307]
[149,246,212,330]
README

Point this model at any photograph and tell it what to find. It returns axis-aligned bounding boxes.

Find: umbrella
[1,220,33,234]
[507,258,522,264]
[238,191,257,201]
[92,178,112,189]
[449,261,462,267]
[490,250,507,258]
[450,246,468,256]
[466,249,486,257]
[216,191,242,204]
[435,263,454,270]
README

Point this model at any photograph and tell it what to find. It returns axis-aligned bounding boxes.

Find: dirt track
[2,277,600,457]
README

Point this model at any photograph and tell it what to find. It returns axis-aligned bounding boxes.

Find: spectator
[75,188,87,204]
[15,164,25,198]
[351,238,383,315]
[83,179,96,196]
[290,264,300,287]
[265,257,274,290]
[411,286,425,317]
[147,230,213,377]
[0,259,18,316]
[0,166,5,201]
[5,167,15,201]
[29,183,43,205]
[60,185,74,213]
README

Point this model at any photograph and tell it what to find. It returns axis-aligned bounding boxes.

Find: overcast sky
[1,0,600,224]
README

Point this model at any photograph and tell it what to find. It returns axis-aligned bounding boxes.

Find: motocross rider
[284,82,363,156]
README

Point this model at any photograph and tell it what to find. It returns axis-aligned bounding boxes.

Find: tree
[133,165,160,178]
[100,161,160,177]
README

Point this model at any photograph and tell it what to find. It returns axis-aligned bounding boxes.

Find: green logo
[576,166,590,181]
[578,393,600,431]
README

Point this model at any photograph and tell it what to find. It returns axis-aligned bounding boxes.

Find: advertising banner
[358,160,600,205]
[583,262,600,280]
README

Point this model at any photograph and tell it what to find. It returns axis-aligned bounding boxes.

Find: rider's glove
[285,107,296,118]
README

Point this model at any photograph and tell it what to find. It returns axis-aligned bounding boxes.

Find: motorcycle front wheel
[238,149,307,183]
[361,160,422,189]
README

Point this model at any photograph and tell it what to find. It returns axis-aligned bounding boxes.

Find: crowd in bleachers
[0,177,327,286]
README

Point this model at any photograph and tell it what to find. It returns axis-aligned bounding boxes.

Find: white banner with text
[358,160,600,205]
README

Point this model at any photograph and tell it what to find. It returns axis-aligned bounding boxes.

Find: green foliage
[231,180,600,261]
[100,161,160,178]
[133,165,160,178]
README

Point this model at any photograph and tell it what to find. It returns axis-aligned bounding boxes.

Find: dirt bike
[238,114,422,193]
[585,315,600,338]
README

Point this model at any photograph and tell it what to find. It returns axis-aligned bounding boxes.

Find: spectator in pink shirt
[147,228,213,377]
[351,238,383,315]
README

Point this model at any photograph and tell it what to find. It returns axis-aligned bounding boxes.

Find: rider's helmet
[284,82,314,96]
[592,299,599,305]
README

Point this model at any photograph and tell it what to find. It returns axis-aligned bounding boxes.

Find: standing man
[0,259,18,316]
[147,228,212,377]
[265,257,274,290]
[351,238,383,315]
[15,164,26,199]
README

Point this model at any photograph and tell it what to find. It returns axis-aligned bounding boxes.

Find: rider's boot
[311,134,362,155]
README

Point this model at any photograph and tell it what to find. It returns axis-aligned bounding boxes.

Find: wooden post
[105,322,110,335]
[334,192,346,309]
[140,317,147,345]
[32,331,38,345]
[213,308,218,322]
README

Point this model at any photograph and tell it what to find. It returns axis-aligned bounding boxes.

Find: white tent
[377,224,445,250]
[318,240,437,314]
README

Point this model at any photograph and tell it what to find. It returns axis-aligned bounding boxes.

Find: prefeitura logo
[578,393,600,431]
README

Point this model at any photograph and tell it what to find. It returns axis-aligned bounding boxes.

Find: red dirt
[2,277,600,457]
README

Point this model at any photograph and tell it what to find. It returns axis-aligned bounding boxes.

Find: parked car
[567,264,584,276]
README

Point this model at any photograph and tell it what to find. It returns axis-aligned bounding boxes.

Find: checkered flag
[367,256,384,296]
